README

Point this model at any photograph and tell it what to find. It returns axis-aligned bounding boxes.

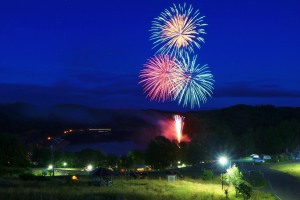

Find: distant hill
[0,102,169,146]
[1,102,300,156]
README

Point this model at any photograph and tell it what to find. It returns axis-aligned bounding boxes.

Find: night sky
[1,0,300,111]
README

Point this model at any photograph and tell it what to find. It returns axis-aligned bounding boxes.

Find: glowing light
[151,3,206,57]
[48,165,53,170]
[160,116,190,143]
[219,156,228,166]
[139,54,183,102]
[72,175,78,181]
[63,162,67,167]
[174,115,185,144]
[139,54,214,108]
[86,164,93,171]
[174,54,214,108]
[139,4,214,109]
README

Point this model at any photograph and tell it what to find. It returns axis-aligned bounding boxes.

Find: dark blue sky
[1,0,300,111]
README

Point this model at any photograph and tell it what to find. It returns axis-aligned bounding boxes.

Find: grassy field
[0,175,276,200]
[270,162,300,179]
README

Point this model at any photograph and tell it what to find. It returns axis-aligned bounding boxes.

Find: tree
[75,149,106,168]
[259,127,283,154]
[186,140,209,165]
[223,164,243,195]
[236,182,252,200]
[127,150,145,167]
[177,142,189,164]
[145,136,178,169]
[277,119,300,152]
[31,145,51,166]
[0,133,29,167]
[207,124,236,157]
[240,127,256,156]
[119,154,133,168]
[54,151,80,168]
[105,154,119,168]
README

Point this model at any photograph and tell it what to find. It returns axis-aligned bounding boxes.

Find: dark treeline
[0,132,146,169]
[0,103,300,169]
[184,104,300,157]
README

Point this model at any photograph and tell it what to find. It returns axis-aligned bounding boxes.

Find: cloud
[88,74,141,94]
[0,77,144,109]
[2,78,299,111]
[214,80,300,98]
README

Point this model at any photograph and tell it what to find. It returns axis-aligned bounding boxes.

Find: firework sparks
[174,54,214,109]
[174,115,185,145]
[139,54,183,102]
[151,3,207,57]
[140,4,214,109]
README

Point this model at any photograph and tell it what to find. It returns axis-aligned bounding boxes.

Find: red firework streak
[174,115,185,147]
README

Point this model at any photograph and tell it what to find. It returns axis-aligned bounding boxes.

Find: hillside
[1,102,300,156]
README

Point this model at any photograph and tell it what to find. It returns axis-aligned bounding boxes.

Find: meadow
[270,162,300,179]
[0,174,276,200]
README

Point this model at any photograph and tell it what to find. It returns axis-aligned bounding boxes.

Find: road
[237,161,300,200]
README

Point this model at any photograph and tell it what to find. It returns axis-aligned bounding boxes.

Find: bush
[224,164,243,190]
[19,173,36,180]
[272,154,291,162]
[236,182,252,200]
[271,155,279,162]
[0,168,28,177]
[202,169,214,180]
[19,173,49,181]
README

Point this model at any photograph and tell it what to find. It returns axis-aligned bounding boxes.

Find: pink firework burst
[139,54,183,102]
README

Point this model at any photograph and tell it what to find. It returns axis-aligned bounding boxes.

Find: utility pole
[50,144,54,176]
[48,136,54,176]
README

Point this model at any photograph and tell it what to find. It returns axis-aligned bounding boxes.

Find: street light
[63,162,67,167]
[86,164,93,171]
[218,156,228,190]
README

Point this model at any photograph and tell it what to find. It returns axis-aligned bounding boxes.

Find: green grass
[243,174,269,188]
[270,163,300,179]
[0,176,276,200]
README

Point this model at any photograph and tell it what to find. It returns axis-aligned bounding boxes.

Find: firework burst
[139,54,183,102]
[151,3,207,57]
[174,114,185,145]
[174,54,214,109]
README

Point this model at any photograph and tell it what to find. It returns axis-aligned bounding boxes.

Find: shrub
[272,154,290,162]
[202,169,214,180]
[0,168,28,177]
[19,173,49,181]
[223,164,243,193]
[236,182,252,200]
[271,155,279,162]
[19,173,36,180]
